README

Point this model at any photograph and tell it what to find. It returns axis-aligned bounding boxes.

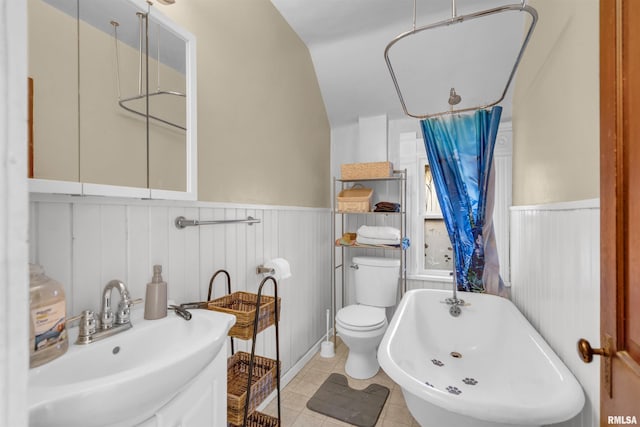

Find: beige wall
[28,0,78,182]
[512,0,599,205]
[163,0,331,208]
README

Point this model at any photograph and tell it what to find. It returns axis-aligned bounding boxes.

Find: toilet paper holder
[256,265,275,275]
[256,258,291,280]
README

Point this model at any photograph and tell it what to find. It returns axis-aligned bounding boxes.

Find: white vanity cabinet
[137,342,228,427]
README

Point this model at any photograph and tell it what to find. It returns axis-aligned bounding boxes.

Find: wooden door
[599,0,640,423]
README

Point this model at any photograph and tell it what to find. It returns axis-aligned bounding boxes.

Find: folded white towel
[357,225,401,241]
[356,236,401,246]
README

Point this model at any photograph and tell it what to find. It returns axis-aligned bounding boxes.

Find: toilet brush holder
[320,308,335,358]
[320,340,335,358]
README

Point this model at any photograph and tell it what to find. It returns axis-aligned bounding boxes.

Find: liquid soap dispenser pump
[29,263,69,368]
[144,265,167,320]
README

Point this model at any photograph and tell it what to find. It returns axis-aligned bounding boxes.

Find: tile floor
[262,340,420,427]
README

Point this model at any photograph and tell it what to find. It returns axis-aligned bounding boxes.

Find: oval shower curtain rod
[111,9,187,131]
[384,0,538,119]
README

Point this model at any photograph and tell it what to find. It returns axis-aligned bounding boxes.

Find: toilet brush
[320,308,335,358]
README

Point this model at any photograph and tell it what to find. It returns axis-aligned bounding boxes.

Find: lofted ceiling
[270,0,530,127]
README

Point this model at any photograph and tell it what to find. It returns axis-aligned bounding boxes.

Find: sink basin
[28,307,235,427]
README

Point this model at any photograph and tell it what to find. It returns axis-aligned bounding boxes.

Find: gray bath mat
[306,373,389,427]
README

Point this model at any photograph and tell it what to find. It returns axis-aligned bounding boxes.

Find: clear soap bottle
[29,264,68,368]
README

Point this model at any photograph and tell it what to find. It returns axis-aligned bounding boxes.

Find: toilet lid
[336,305,386,331]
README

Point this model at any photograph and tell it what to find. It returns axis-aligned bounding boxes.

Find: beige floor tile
[308,355,339,373]
[378,402,388,419]
[321,417,354,427]
[372,369,397,390]
[291,370,307,382]
[334,341,348,358]
[288,378,322,397]
[374,408,387,427]
[332,362,347,377]
[291,411,324,427]
[388,387,406,407]
[262,400,277,416]
[301,367,331,386]
[281,389,310,411]
[381,403,414,426]
[300,407,326,420]
[285,375,304,391]
[379,419,413,427]
[262,345,416,427]
[277,406,302,426]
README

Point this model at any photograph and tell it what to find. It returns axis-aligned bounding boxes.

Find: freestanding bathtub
[378,289,584,427]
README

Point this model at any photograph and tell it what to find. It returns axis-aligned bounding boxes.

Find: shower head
[448,88,462,106]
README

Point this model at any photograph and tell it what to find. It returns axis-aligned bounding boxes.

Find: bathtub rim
[377,288,586,426]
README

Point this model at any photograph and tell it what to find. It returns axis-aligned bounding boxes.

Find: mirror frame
[28,0,197,201]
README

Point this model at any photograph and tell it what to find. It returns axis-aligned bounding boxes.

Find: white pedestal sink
[28,307,235,427]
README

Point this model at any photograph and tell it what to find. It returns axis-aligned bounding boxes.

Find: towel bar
[174,216,261,229]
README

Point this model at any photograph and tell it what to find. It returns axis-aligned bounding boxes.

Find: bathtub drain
[450,351,462,359]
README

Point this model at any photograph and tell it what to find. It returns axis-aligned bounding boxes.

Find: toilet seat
[336,305,386,332]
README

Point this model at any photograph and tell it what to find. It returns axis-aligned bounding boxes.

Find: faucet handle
[76,310,97,344]
[115,297,143,325]
[68,310,97,331]
[115,298,130,325]
[101,308,114,329]
[79,310,97,335]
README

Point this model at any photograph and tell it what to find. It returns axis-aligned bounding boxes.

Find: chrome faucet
[101,279,132,329]
[445,267,465,317]
[70,280,141,345]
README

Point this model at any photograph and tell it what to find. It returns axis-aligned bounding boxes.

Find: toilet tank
[352,256,400,307]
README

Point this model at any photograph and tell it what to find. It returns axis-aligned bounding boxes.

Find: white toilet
[336,256,400,380]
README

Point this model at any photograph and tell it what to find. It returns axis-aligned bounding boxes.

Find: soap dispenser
[29,263,68,368]
[144,265,167,320]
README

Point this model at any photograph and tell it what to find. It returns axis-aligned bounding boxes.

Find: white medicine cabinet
[27,0,197,200]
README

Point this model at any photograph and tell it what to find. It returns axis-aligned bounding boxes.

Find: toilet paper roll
[264,258,291,280]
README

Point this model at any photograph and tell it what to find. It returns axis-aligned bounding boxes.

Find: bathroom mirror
[27,0,197,199]
[28,0,79,185]
[146,13,189,193]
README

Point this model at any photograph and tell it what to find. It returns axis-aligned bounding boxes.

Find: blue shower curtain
[420,106,507,297]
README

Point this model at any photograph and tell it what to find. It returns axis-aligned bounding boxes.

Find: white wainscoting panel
[493,123,513,284]
[28,195,331,376]
[406,278,451,291]
[511,200,600,427]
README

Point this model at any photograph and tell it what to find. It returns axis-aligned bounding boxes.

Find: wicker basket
[337,185,373,213]
[341,161,393,180]
[228,411,279,427]
[227,352,279,426]
[207,291,280,340]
